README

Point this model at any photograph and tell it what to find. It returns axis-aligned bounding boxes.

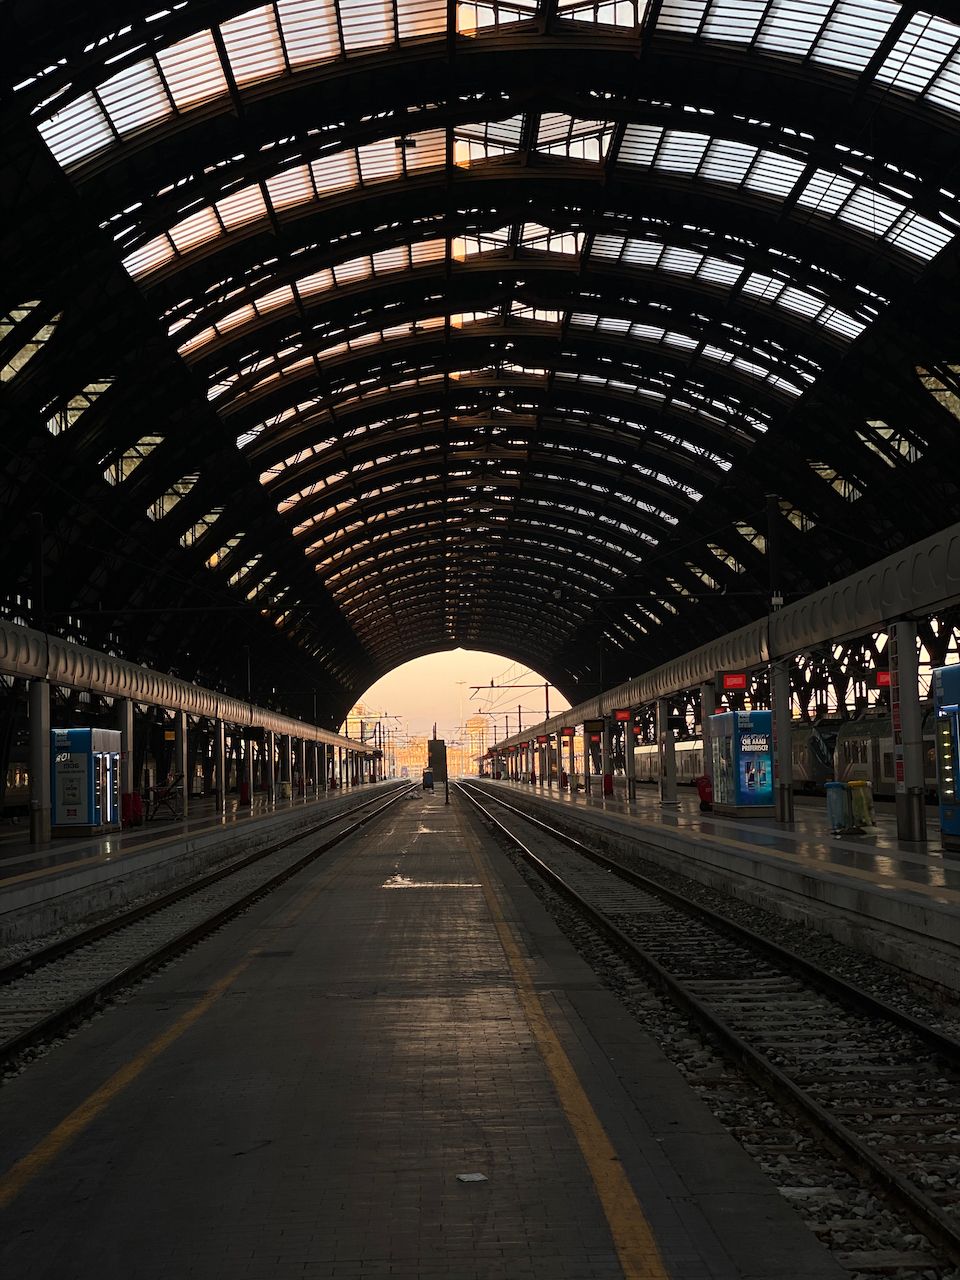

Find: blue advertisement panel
[710,710,774,815]
[735,710,773,807]
[933,665,960,850]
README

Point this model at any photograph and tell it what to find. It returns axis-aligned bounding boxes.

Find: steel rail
[457,781,960,1265]
[0,784,415,1069]
[0,784,407,988]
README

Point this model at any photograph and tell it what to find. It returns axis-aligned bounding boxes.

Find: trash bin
[825,781,853,833]
[279,780,292,799]
[603,773,614,796]
[121,792,144,828]
[848,779,877,830]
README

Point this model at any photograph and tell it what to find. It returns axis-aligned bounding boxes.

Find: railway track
[0,784,414,1069]
[459,781,960,1267]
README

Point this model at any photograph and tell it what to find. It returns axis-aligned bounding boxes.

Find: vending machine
[933,665,960,852]
[51,727,122,835]
[710,710,775,817]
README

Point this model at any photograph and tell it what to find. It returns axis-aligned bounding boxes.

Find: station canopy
[4,0,960,722]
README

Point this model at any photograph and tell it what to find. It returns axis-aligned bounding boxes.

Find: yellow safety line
[0,952,255,1211]
[0,803,376,1210]
[464,830,670,1280]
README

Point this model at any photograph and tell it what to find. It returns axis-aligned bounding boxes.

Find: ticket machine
[933,665,960,852]
[51,727,122,835]
[710,709,775,817]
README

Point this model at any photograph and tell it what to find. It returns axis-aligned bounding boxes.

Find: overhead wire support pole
[767,494,793,823]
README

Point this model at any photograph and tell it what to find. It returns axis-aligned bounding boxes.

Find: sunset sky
[350,648,571,742]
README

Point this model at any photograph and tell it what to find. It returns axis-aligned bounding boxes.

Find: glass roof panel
[755,0,831,56]
[159,29,230,109]
[97,59,171,138]
[702,0,766,44]
[277,0,341,66]
[340,0,395,53]
[398,0,449,38]
[221,6,287,87]
[811,0,900,73]
[38,93,114,168]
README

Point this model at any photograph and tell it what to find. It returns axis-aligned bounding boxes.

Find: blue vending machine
[933,665,960,852]
[710,710,775,817]
[51,727,122,836]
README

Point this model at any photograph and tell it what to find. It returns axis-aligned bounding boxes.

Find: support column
[338,746,344,789]
[214,718,226,818]
[582,726,592,794]
[600,717,611,790]
[312,743,320,797]
[296,738,305,799]
[281,734,292,798]
[657,698,679,808]
[119,698,135,801]
[567,731,576,789]
[624,716,637,802]
[28,679,51,844]
[771,661,794,823]
[699,682,716,783]
[889,620,927,842]
[266,731,276,805]
[174,710,189,819]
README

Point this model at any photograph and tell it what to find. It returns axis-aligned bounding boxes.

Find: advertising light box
[710,710,774,817]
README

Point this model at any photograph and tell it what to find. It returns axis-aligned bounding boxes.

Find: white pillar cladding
[29,679,51,843]
[214,718,226,817]
[889,620,927,842]
[174,710,189,818]
[657,699,678,808]
[771,661,794,823]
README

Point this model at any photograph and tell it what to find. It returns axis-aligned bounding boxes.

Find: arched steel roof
[4,0,960,722]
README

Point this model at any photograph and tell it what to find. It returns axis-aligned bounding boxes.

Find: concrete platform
[0,782,399,947]
[0,789,843,1279]
[474,780,960,991]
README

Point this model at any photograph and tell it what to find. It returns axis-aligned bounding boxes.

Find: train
[634,714,938,801]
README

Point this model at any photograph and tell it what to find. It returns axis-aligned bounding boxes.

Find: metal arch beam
[278,447,704,532]
[139,166,901,323]
[174,257,846,380]
[303,505,659,584]
[244,377,743,489]
[57,25,960,239]
[0,622,375,751]
[494,519,960,745]
[198,326,797,430]
[288,477,687,565]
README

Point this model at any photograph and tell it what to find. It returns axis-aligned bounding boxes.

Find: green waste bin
[848,779,877,830]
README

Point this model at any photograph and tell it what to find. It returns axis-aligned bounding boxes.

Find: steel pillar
[28,679,51,843]
[699,682,716,783]
[119,698,134,799]
[174,710,189,818]
[582,726,592,794]
[771,661,794,823]
[889,620,927,842]
[624,716,637,801]
[214,718,226,817]
[657,699,679,808]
